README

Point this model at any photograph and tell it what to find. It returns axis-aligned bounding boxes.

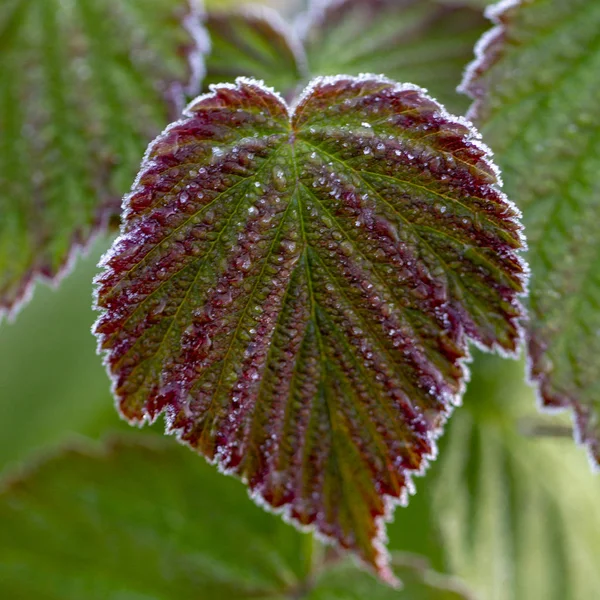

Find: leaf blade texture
[94,76,526,578]
[0,0,205,319]
[301,0,489,113]
[0,436,477,599]
[461,0,600,466]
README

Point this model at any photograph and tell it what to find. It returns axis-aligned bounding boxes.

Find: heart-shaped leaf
[94,76,526,579]
[301,0,488,113]
[0,436,477,599]
[461,0,600,466]
[0,0,206,319]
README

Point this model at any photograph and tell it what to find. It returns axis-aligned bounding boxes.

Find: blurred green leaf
[462,0,600,465]
[204,5,307,94]
[0,436,308,599]
[301,0,488,113]
[203,0,308,17]
[0,0,204,318]
[390,353,600,600]
[0,435,475,599]
[434,354,600,600]
[307,557,475,599]
[0,238,127,473]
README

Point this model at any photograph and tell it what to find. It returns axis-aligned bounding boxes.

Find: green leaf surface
[94,75,525,578]
[0,437,308,600]
[204,5,307,95]
[0,0,205,319]
[307,558,475,600]
[428,353,600,600]
[461,0,600,465]
[302,0,489,113]
[0,436,475,599]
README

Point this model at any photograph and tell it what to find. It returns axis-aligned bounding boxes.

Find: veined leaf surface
[0,436,476,599]
[462,0,600,466]
[302,0,488,113]
[94,76,526,578]
[0,0,205,318]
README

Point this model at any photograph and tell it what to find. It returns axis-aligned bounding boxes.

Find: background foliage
[0,0,598,598]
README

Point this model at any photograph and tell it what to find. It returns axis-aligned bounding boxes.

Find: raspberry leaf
[94,76,526,578]
[0,0,206,319]
[462,0,600,467]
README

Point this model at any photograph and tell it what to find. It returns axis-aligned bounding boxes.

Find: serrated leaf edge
[458,0,523,122]
[0,206,112,323]
[93,75,529,583]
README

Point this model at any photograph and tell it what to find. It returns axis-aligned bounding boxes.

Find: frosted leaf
[94,76,526,581]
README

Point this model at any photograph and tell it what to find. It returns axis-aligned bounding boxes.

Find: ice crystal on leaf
[94,76,526,581]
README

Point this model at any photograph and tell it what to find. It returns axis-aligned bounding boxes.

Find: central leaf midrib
[290,133,362,562]
[306,247,429,438]
[202,142,301,430]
